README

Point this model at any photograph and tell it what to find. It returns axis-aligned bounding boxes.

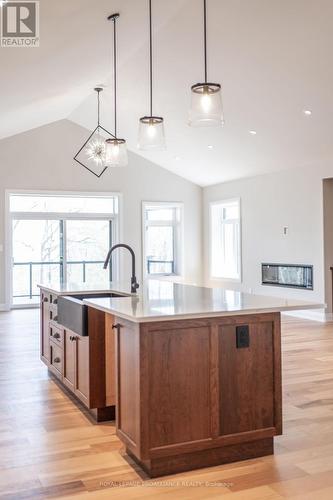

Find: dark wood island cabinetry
[114,313,282,477]
[39,280,320,477]
[40,289,116,422]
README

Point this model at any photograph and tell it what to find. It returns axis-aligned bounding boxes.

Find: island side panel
[115,318,141,457]
[105,313,117,407]
[115,312,282,477]
[87,307,116,412]
[273,312,283,435]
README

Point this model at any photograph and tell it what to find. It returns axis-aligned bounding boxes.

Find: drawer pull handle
[54,357,61,363]
[43,297,49,303]
[70,336,77,342]
[53,299,58,305]
[112,323,121,332]
[53,333,60,340]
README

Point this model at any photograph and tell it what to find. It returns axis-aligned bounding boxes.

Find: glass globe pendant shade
[105,138,128,167]
[189,83,224,127]
[138,116,166,150]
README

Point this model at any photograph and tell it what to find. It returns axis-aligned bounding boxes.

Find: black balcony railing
[13,260,106,299]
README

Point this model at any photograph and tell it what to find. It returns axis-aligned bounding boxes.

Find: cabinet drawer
[50,341,63,379]
[49,304,58,323]
[49,323,63,347]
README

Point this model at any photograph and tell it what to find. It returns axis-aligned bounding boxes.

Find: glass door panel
[12,219,61,305]
[66,220,112,283]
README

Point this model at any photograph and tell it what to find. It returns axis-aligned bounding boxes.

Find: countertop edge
[82,300,325,324]
[37,284,133,297]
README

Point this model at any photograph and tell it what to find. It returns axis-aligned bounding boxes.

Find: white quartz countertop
[78,280,323,323]
[37,280,133,297]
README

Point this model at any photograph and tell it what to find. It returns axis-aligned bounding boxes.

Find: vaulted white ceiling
[1,0,333,186]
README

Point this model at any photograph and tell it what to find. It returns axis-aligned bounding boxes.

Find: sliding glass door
[8,192,119,308]
[12,218,113,306]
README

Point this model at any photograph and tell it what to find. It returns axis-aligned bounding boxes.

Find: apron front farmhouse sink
[58,292,129,336]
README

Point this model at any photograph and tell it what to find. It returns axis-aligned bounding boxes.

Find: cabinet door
[63,330,75,392]
[40,292,50,364]
[75,336,89,407]
[219,321,275,435]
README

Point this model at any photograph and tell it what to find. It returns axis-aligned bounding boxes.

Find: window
[210,199,241,281]
[7,192,119,307]
[10,194,118,214]
[143,202,183,277]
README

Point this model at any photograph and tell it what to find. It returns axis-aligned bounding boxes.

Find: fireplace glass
[262,264,313,290]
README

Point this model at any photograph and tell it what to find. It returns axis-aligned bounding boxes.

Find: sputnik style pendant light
[105,13,128,167]
[138,0,166,150]
[74,87,114,178]
[189,0,224,127]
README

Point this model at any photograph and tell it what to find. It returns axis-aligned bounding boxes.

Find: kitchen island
[38,279,321,477]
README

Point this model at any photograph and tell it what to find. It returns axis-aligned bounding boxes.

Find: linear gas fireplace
[262,263,313,290]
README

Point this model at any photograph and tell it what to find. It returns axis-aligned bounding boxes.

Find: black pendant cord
[107,14,120,138]
[204,0,208,83]
[94,87,104,127]
[97,90,100,127]
[149,0,153,117]
[113,16,118,138]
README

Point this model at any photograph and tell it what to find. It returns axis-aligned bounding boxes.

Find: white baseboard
[0,304,9,312]
[283,308,333,323]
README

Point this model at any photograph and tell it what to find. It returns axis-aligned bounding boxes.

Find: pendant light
[74,87,114,178]
[105,13,128,167]
[189,0,224,127]
[138,0,166,150]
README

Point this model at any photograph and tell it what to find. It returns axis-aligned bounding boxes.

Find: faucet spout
[103,244,139,294]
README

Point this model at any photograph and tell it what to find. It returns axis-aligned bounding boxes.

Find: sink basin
[58,292,128,336]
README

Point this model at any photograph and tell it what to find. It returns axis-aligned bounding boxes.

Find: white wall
[203,165,331,306]
[0,119,203,306]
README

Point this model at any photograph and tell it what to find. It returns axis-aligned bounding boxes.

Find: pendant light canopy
[138,0,166,150]
[105,13,128,167]
[74,87,114,178]
[189,0,224,127]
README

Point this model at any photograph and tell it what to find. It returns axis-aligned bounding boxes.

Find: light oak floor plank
[0,310,332,499]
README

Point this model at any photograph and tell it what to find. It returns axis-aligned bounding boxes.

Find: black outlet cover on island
[236,325,250,348]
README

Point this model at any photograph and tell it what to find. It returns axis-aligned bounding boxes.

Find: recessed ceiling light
[303,109,312,116]
[174,156,181,161]
[208,145,214,149]
[249,130,257,135]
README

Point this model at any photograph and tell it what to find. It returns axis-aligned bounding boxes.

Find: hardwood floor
[1,310,333,499]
